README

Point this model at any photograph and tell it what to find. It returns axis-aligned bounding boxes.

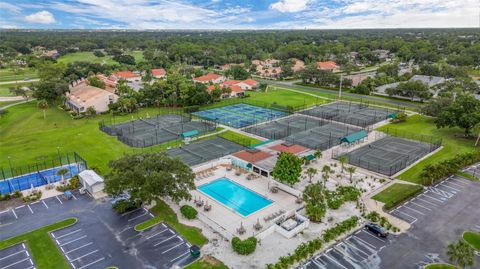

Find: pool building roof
[269,142,309,155]
[232,148,273,164]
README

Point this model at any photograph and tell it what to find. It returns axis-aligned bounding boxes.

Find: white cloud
[0,2,21,13]
[270,0,311,13]
[25,10,56,24]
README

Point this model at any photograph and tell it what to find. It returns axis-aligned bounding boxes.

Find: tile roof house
[317,61,340,72]
[151,68,166,79]
[42,50,60,59]
[111,71,141,82]
[96,74,118,93]
[66,80,118,114]
[193,73,226,84]
[205,78,259,98]
[291,58,305,73]
[344,72,375,87]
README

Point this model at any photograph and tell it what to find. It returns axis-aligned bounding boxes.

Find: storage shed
[78,170,105,196]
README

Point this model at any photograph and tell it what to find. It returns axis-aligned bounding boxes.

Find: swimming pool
[0,164,83,194]
[198,178,272,217]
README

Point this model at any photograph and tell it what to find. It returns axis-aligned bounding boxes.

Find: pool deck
[190,166,299,240]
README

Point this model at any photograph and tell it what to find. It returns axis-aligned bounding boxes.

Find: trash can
[189,245,200,258]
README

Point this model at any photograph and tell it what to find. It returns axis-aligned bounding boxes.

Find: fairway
[57,51,145,65]
[0,68,38,82]
[0,82,32,96]
[376,115,476,184]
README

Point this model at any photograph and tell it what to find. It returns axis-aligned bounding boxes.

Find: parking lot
[462,163,479,177]
[0,243,36,269]
[0,191,198,269]
[301,173,480,269]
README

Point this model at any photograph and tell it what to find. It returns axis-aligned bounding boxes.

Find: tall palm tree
[446,240,475,269]
[306,167,318,183]
[56,168,69,184]
[346,166,356,183]
[321,165,332,187]
[314,150,322,160]
[37,100,49,120]
[338,155,348,172]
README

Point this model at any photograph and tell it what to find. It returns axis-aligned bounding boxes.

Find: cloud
[270,0,311,13]
[0,2,21,13]
[25,10,56,24]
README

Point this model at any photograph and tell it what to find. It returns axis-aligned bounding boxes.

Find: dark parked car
[365,223,389,237]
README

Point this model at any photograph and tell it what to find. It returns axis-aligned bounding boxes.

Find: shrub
[3,193,11,200]
[232,236,257,255]
[113,199,141,214]
[322,216,359,243]
[421,151,480,186]
[12,190,23,198]
[180,205,198,219]
[69,175,80,189]
[23,191,42,202]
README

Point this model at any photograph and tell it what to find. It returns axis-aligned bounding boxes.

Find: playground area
[339,136,439,176]
[192,103,288,128]
[301,102,400,127]
[167,137,245,166]
[100,114,216,148]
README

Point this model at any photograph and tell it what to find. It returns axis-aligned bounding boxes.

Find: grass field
[0,218,77,269]
[135,199,208,246]
[376,115,476,184]
[372,183,423,209]
[463,231,480,251]
[218,130,262,147]
[0,68,38,82]
[0,82,33,96]
[424,264,457,269]
[185,256,229,269]
[57,51,144,65]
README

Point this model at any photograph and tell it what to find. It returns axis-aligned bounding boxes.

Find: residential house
[42,49,60,59]
[151,68,166,79]
[193,73,226,84]
[291,58,305,73]
[317,61,340,72]
[344,72,375,87]
[111,70,141,82]
[66,80,118,113]
[96,74,117,93]
[374,75,446,99]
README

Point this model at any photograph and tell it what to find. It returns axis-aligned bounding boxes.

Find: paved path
[260,79,421,109]
[0,79,39,85]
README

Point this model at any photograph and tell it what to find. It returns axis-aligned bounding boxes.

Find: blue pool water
[198,178,272,216]
[0,164,83,194]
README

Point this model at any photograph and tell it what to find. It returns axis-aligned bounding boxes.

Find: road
[260,79,421,110]
[0,79,39,85]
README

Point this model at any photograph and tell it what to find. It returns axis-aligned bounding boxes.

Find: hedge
[421,151,480,186]
[232,237,257,255]
[180,205,198,220]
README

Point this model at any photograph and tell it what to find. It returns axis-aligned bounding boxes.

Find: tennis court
[100,114,216,148]
[301,102,399,127]
[244,115,328,140]
[340,136,435,176]
[285,122,362,151]
[192,103,288,128]
[167,137,245,166]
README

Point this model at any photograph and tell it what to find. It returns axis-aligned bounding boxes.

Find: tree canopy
[435,94,480,136]
[272,152,303,186]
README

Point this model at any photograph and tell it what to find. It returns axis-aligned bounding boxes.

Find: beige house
[66,81,118,113]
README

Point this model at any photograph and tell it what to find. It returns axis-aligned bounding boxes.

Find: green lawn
[376,115,476,184]
[249,88,329,108]
[463,231,480,251]
[0,218,77,269]
[424,264,457,269]
[185,256,229,269]
[0,82,33,97]
[0,68,38,82]
[372,183,423,210]
[455,171,479,181]
[135,199,208,246]
[218,130,261,147]
[57,52,118,65]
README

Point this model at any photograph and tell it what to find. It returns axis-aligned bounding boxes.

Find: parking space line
[128,212,148,222]
[54,229,82,239]
[450,178,469,185]
[56,196,63,204]
[161,242,185,254]
[154,235,176,246]
[414,197,439,207]
[421,193,445,203]
[393,210,417,224]
[14,205,25,210]
[0,250,26,261]
[312,259,327,269]
[443,181,464,188]
[65,242,93,254]
[146,228,169,239]
[68,250,99,262]
[323,254,348,269]
[71,193,77,200]
[410,201,431,211]
[343,241,370,257]
[2,257,31,269]
[60,235,87,246]
[42,200,49,209]
[149,213,154,218]
[121,208,142,217]
[363,231,387,243]
[27,205,34,214]
[439,184,460,192]
[169,251,190,263]
[11,209,18,219]
[77,257,105,269]
[352,235,377,249]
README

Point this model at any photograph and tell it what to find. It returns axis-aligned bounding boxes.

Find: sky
[1,0,479,29]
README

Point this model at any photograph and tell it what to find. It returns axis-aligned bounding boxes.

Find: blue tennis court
[193,103,287,128]
[0,164,83,194]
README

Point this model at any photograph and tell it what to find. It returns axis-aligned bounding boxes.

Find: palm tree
[346,166,356,183]
[446,240,475,269]
[37,100,49,120]
[306,167,318,183]
[321,165,332,187]
[56,168,69,184]
[314,150,322,160]
[338,155,348,172]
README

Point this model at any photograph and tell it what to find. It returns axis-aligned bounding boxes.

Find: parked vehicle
[365,223,389,237]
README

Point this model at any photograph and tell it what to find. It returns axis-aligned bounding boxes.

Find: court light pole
[339,74,343,100]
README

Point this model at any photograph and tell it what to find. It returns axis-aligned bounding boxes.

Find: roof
[181,130,199,138]
[241,79,259,86]
[222,80,241,85]
[113,71,140,79]
[340,130,368,144]
[151,68,166,76]
[79,170,104,186]
[410,75,445,87]
[68,82,117,105]
[317,61,339,70]
[269,143,308,155]
[229,85,244,93]
[194,73,222,82]
[232,149,273,163]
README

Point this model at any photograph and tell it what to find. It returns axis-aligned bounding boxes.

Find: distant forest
[1,29,479,67]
